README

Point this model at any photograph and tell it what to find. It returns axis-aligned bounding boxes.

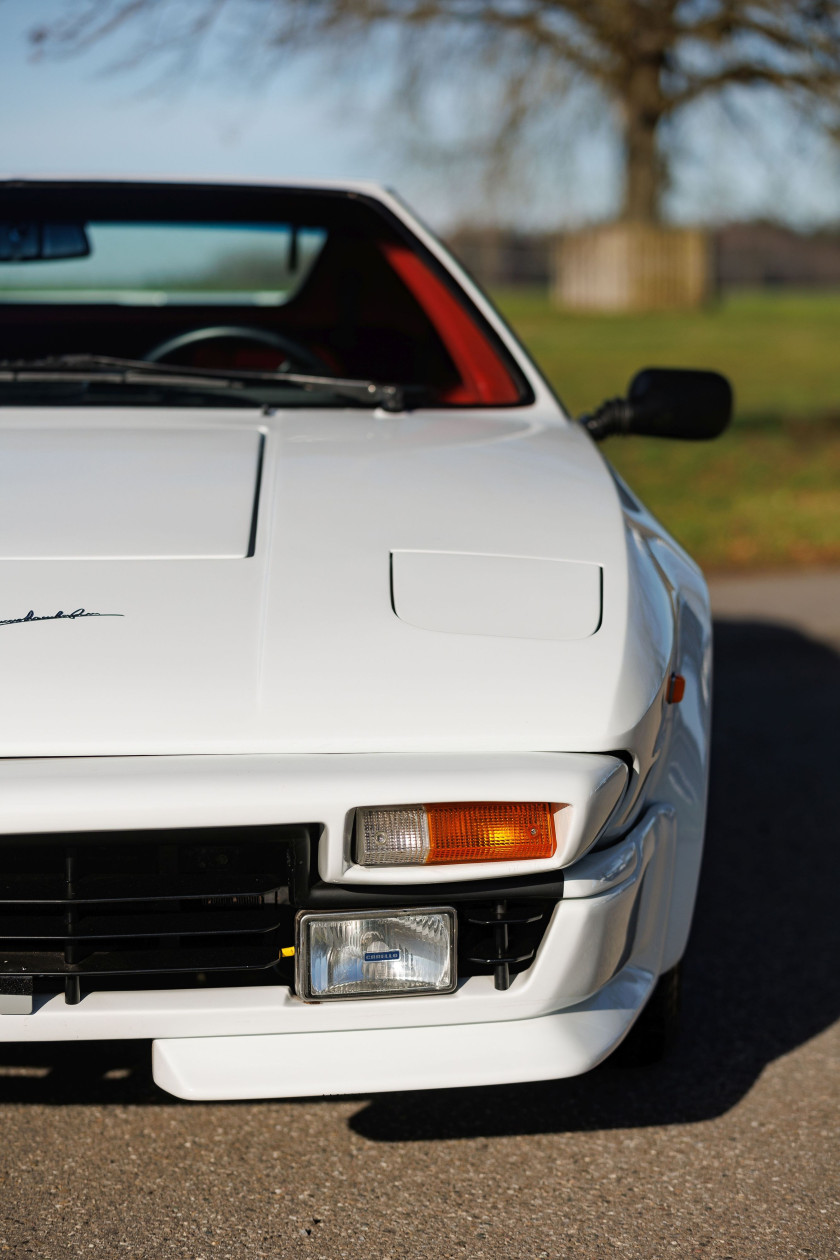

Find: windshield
[0,182,529,409]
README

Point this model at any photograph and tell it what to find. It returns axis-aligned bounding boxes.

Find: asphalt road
[1,572,838,1260]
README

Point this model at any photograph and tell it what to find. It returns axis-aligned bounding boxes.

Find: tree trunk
[620,60,665,224]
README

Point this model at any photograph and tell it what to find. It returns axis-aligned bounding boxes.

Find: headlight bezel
[294,905,458,1002]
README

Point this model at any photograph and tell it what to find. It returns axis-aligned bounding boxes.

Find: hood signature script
[0,608,124,627]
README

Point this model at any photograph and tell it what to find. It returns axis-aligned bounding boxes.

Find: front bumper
[0,805,677,1097]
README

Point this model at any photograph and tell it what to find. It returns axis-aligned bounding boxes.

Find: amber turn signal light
[355,802,559,866]
[425,802,556,864]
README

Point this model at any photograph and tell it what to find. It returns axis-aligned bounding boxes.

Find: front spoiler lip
[150,965,657,1100]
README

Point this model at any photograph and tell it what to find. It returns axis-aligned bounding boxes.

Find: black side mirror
[580,367,733,442]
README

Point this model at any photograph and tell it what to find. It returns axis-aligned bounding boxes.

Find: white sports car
[0,179,731,1100]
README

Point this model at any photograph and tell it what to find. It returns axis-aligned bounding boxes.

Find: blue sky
[2,0,837,231]
[1,5,370,182]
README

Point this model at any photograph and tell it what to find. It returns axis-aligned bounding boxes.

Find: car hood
[0,405,672,756]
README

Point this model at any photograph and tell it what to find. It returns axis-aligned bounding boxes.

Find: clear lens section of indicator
[355,806,430,866]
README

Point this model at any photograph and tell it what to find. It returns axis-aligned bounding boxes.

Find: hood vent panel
[392,550,602,641]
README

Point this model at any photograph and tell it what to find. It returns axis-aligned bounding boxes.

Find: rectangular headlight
[295,907,457,1001]
[355,802,559,866]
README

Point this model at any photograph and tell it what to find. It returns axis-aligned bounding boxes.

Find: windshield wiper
[0,354,412,412]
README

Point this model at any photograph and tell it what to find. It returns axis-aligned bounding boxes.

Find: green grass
[494,289,840,571]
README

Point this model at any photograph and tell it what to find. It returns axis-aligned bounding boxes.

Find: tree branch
[22,0,840,223]
[672,63,840,109]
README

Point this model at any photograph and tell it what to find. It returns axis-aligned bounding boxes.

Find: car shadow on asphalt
[0,619,838,1127]
[348,619,840,1140]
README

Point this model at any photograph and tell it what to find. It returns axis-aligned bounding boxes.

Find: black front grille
[0,826,313,1003]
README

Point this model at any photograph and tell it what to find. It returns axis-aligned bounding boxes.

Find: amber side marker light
[356,802,559,867]
[667,673,686,704]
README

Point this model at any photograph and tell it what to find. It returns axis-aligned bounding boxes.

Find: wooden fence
[552,224,712,311]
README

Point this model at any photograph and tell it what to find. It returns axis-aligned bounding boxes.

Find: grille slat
[0,907,286,940]
[0,873,287,905]
[0,946,282,976]
[457,899,554,990]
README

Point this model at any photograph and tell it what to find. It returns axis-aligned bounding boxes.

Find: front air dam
[151,966,655,1100]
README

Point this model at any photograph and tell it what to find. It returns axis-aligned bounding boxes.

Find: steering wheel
[143,324,331,375]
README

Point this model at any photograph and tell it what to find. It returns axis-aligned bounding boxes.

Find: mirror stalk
[579,397,637,442]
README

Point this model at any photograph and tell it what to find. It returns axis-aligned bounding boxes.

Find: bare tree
[28,0,840,223]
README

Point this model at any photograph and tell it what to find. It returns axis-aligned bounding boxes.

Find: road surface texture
[0,571,838,1260]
